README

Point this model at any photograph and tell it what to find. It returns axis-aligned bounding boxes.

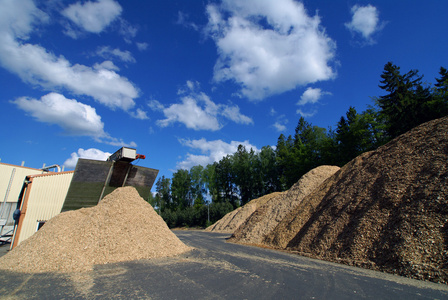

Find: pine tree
[376,62,432,138]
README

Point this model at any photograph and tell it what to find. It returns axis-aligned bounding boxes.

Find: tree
[189,165,205,206]
[376,62,432,138]
[258,146,281,194]
[430,67,448,118]
[335,107,384,165]
[171,169,191,209]
[232,145,261,205]
[203,163,218,202]
[214,156,238,206]
[155,176,171,211]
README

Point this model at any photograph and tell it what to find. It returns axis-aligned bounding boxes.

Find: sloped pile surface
[0,187,191,273]
[229,165,340,246]
[205,192,283,234]
[264,116,448,283]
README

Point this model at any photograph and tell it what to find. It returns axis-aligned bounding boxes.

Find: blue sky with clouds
[1,0,447,183]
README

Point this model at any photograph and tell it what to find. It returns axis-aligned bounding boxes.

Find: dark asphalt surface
[1,230,447,299]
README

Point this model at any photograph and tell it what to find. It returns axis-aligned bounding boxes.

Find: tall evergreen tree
[430,66,448,118]
[376,62,432,138]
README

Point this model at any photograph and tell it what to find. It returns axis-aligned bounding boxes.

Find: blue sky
[1,0,447,183]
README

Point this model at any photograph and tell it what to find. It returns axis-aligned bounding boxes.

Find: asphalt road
[0,230,447,299]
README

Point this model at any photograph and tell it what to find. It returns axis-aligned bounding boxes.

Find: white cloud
[129,108,149,120]
[96,46,136,63]
[345,5,384,43]
[93,60,120,71]
[136,42,148,51]
[221,105,253,125]
[273,122,287,132]
[62,0,122,34]
[119,19,138,43]
[296,108,317,118]
[270,112,288,132]
[12,92,106,137]
[297,87,330,105]
[12,92,137,147]
[177,138,259,169]
[0,0,139,111]
[149,82,253,131]
[63,148,112,169]
[205,0,336,100]
[176,11,199,31]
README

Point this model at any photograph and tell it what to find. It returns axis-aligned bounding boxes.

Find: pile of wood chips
[264,116,448,283]
[205,192,283,234]
[0,186,191,273]
[229,165,340,246]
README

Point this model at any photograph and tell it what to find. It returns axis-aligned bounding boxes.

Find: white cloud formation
[273,122,287,132]
[269,109,288,132]
[0,0,139,111]
[297,87,331,105]
[96,46,136,63]
[136,42,148,51]
[345,5,384,43]
[62,0,122,34]
[177,138,259,169]
[129,108,149,120]
[149,81,253,131]
[12,92,137,147]
[205,0,336,100]
[63,148,112,169]
[13,92,106,137]
[296,108,317,118]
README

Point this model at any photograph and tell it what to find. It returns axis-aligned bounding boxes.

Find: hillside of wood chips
[0,187,192,273]
[229,165,340,246]
[264,116,448,284]
[205,192,283,233]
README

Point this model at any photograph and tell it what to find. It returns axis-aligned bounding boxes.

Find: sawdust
[264,116,448,284]
[205,192,283,234]
[0,186,192,273]
[229,165,340,246]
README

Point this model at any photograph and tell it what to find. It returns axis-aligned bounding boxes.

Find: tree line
[147,62,448,228]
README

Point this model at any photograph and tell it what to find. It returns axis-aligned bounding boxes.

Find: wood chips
[264,116,448,283]
[205,192,283,233]
[229,165,340,246]
[0,186,191,273]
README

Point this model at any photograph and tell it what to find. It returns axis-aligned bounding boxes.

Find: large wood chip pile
[229,165,340,246]
[264,116,448,283]
[0,186,191,273]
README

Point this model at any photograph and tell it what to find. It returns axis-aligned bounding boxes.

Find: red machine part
[136,154,146,160]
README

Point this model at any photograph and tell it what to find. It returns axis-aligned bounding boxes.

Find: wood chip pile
[229,165,340,246]
[264,116,448,284]
[205,192,283,234]
[0,186,191,273]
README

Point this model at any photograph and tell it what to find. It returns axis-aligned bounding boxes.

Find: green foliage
[375,62,447,139]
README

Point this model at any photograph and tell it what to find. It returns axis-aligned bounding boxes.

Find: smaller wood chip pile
[0,186,191,273]
[205,192,283,234]
[229,165,340,246]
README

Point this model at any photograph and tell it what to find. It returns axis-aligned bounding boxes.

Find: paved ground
[0,231,447,299]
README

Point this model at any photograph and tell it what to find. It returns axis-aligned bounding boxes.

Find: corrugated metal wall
[16,171,74,246]
[1,163,45,238]
[0,163,44,203]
